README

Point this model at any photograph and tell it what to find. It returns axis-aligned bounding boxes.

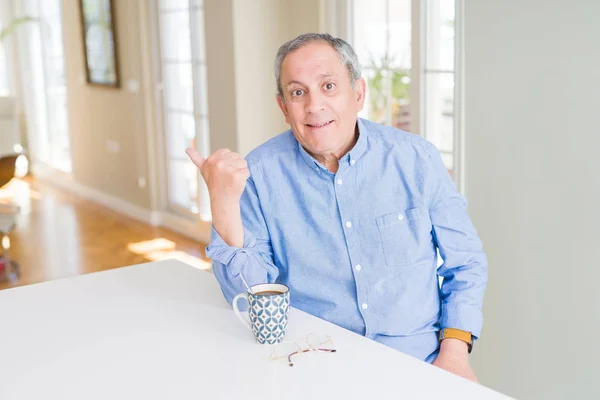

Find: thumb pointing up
[185,148,206,172]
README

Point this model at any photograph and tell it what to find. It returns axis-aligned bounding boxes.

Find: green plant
[368,70,410,103]
[365,50,411,125]
[0,16,37,43]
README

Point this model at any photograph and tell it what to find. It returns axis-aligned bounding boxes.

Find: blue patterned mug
[232,283,290,344]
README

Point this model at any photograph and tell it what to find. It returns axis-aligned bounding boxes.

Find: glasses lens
[307,334,334,351]
[271,342,301,364]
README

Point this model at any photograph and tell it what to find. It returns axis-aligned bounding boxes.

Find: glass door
[157,0,211,220]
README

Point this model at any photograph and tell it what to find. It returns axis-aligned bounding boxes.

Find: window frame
[11,0,71,172]
[38,0,71,172]
[155,0,212,221]
[324,0,465,192]
[0,1,15,97]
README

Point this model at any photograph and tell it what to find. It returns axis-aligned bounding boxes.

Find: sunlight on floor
[127,238,176,254]
[127,238,211,270]
[0,178,42,216]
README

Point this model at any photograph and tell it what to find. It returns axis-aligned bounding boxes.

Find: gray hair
[274,33,361,98]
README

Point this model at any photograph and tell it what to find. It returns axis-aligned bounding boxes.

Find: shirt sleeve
[425,141,488,339]
[205,166,279,306]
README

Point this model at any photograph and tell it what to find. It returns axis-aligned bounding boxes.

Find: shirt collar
[297,118,369,172]
[347,118,369,164]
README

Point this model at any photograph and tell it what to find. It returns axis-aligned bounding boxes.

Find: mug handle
[232,292,252,331]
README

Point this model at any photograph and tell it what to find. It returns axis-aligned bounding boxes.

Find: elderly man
[186,33,487,381]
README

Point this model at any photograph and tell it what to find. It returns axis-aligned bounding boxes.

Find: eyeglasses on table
[269,333,337,367]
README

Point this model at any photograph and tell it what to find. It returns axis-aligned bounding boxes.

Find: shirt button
[397,214,404,221]
[337,179,343,185]
[362,303,368,310]
[355,264,361,271]
[350,159,356,166]
[345,221,352,228]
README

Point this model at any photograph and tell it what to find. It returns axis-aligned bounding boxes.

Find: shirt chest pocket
[376,207,430,267]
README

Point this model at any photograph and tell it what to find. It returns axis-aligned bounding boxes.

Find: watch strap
[439,328,473,354]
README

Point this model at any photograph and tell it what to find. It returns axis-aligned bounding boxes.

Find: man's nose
[304,91,326,114]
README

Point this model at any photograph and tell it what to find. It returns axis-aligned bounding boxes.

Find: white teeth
[309,121,330,128]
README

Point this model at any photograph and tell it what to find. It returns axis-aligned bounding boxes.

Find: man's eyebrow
[286,80,305,88]
[285,74,336,88]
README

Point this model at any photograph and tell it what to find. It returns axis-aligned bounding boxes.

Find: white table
[0,260,513,399]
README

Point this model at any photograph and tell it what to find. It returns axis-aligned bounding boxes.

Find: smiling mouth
[306,120,334,128]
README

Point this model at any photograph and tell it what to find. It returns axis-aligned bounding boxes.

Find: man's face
[276,41,365,157]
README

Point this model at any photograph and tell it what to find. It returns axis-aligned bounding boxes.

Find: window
[0,42,8,96]
[38,0,71,172]
[423,0,457,177]
[349,0,462,184]
[157,0,211,221]
[0,4,12,96]
[16,0,71,172]
[353,0,412,131]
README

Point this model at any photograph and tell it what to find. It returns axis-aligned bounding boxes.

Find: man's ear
[276,94,290,123]
[355,78,366,112]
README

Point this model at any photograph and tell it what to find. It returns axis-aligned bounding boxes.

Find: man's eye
[291,89,304,97]
[324,82,336,90]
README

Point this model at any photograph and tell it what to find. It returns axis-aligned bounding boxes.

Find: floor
[0,176,211,291]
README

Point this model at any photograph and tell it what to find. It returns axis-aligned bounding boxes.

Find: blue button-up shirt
[207,118,487,362]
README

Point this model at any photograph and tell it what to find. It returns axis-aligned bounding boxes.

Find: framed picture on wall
[79,0,119,87]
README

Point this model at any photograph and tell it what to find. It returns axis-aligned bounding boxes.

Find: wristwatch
[439,328,473,354]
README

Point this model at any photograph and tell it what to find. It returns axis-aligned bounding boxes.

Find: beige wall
[63,0,152,209]
[288,0,321,38]
[465,0,600,398]
[212,0,322,157]
[204,0,239,153]
[232,0,290,156]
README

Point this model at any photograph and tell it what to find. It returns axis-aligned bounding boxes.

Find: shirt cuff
[205,227,266,280]
[440,302,483,339]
